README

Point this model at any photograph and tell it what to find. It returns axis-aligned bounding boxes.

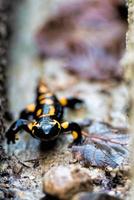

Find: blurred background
[8,0,128,125]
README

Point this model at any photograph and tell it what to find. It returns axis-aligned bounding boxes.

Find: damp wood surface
[0,1,131,200]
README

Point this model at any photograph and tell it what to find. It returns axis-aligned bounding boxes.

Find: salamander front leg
[59,97,83,109]
[6,119,33,144]
[61,121,82,145]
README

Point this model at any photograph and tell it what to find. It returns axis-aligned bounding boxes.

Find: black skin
[6,79,83,145]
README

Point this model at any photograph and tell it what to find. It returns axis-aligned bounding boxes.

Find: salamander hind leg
[61,121,82,145]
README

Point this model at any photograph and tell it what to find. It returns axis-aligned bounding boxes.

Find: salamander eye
[49,122,61,138]
[32,125,44,139]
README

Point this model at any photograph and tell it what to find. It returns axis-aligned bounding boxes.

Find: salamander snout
[32,118,61,141]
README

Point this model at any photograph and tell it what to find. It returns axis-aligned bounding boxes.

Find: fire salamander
[6,79,83,145]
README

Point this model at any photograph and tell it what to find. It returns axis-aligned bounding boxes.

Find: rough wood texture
[124,1,134,199]
[0,0,11,139]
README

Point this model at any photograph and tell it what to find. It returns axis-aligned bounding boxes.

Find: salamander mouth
[33,123,61,141]
[41,134,59,142]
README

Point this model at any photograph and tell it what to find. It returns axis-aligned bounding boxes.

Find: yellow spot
[40,99,53,105]
[38,94,45,101]
[72,131,78,140]
[52,120,61,129]
[33,123,40,127]
[28,122,33,130]
[60,97,68,106]
[57,121,61,129]
[39,85,48,93]
[49,106,55,115]
[15,134,19,140]
[32,121,37,126]
[36,109,42,116]
[61,122,69,129]
[26,103,35,112]
[39,99,46,104]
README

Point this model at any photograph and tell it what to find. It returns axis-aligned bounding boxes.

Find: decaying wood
[0,0,11,140]
[123,1,134,200]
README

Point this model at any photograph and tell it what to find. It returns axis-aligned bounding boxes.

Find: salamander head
[32,118,61,141]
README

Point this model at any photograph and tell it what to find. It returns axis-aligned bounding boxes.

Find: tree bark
[123,1,134,199]
[0,0,12,140]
